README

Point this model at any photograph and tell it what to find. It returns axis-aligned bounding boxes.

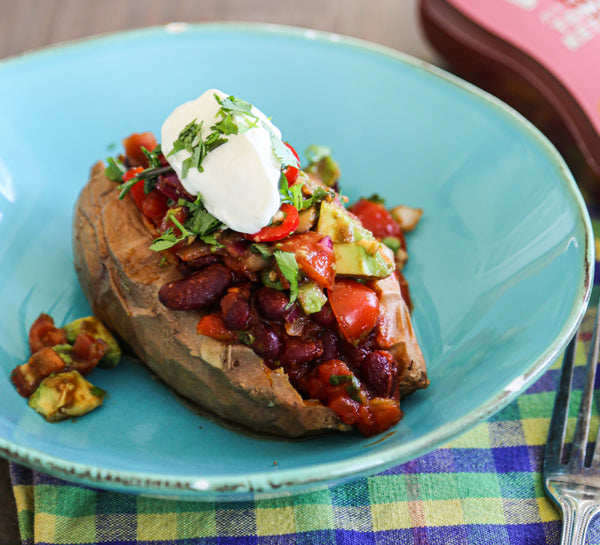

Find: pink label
[446,0,600,136]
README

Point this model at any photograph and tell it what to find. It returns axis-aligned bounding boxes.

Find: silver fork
[544,301,600,545]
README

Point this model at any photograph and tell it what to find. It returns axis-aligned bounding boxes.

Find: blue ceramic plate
[0,24,593,500]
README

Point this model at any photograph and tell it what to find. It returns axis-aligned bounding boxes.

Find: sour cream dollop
[161,89,283,234]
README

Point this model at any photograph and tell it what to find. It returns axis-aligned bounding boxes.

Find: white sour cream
[161,89,283,233]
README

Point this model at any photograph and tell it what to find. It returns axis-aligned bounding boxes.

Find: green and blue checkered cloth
[8,212,600,544]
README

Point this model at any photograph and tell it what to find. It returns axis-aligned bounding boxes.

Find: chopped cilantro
[279,173,333,213]
[329,374,353,385]
[105,157,126,182]
[279,174,304,210]
[329,374,363,403]
[149,197,224,252]
[142,145,163,168]
[251,243,273,259]
[115,164,172,199]
[270,133,299,169]
[149,231,181,252]
[274,250,299,305]
[117,177,140,199]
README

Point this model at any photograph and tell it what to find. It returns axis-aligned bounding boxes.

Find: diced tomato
[196,313,238,343]
[70,332,107,375]
[278,231,335,290]
[123,132,158,168]
[328,279,380,344]
[356,398,402,437]
[329,394,362,426]
[306,360,353,400]
[125,167,146,207]
[28,313,68,354]
[245,204,299,242]
[283,142,300,185]
[348,198,405,246]
[125,167,169,227]
[141,190,169,227]
[11,347,66,398]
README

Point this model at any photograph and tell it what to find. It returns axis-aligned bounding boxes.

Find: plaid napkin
[8,218,600,545]
[8,298,600,544]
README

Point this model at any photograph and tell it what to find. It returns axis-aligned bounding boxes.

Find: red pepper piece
[283,142,300,185]
[244,204,299,242]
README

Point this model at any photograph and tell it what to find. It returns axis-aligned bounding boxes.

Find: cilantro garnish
[168,118,228,179]
[251,243,273,259]
[279,174,304,210]
[116,164,172,199]
[214,94,299,171]
[167,93,301,183]
[329,374,363,403]
[279,172,333,212]
[105,157,126,182]
[149,198,224,252]
[273,250,299,305]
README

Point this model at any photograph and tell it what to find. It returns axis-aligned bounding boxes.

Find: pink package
[421,0,600,196]
[449,0,600,135]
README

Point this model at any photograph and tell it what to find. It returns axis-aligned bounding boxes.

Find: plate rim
[0,21,594,499]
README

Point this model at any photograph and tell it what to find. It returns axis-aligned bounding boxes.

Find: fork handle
[559,497,600,545]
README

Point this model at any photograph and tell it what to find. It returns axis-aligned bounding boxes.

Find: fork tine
[544,332,577,467]
[570,300,600,468]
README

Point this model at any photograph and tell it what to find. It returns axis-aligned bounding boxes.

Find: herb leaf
[149,230,181,252]
[149,197,224,252]
[329,374,363,402]
[105,157,126,182]
[274,250,299,304]
[279,173,333,212]
[251,243,273,259]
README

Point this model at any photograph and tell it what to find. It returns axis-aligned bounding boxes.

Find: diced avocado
[317,201,373,242]
[298,281,328,314]
[333,241,395,278]
[28,370,105,422]
[304,145,341,187]
[381,236,402,253]
[63,317,121,368]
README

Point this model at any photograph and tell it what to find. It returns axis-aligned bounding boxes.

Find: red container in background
[420,0,600,200]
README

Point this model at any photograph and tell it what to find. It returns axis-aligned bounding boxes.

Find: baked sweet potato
[72,162,428,437]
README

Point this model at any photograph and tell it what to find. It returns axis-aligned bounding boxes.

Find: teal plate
[0,23,593,500]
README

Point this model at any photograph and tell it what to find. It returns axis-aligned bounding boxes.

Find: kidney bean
[156,171,195,202]
[177,240,220,262]
[319,329,341,362]
[255,287,290,320]
[340,339,368,368]
[286,360,312,388]
[251,322,281,361]
[362,350,398,398]
[220,291,251,331]
[186,255,222,270]
[312,302,336,328]
[159,264,232,310]
[279,336,323,366]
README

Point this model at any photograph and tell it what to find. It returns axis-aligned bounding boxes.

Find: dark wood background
[0,1,438,543]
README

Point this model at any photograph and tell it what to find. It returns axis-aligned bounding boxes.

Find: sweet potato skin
[72,162,349,437]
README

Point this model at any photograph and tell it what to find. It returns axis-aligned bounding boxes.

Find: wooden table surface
[0,1,438,543]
